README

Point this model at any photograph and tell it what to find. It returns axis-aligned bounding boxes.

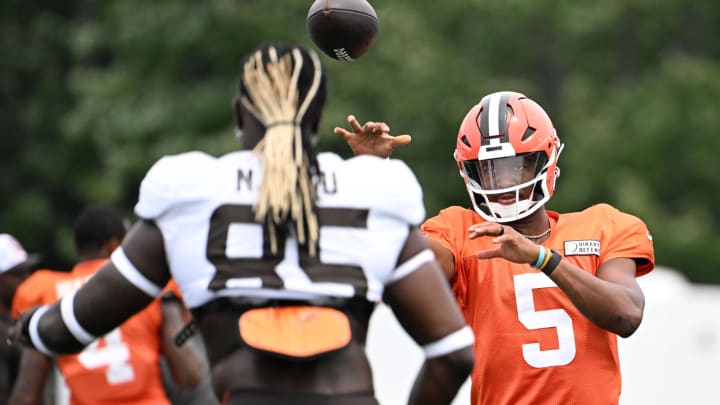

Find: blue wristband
[532,246,546,268]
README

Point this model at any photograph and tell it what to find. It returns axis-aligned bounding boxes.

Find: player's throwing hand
[468,223,541,265]
[333,114,411,158]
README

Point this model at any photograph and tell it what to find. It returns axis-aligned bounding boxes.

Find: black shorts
[225,390,379,405]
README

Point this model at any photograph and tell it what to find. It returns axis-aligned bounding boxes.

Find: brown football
[307,0,379,62]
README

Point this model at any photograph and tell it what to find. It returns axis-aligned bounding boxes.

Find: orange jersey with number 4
[421,203,654,405]
[13,259,171,405]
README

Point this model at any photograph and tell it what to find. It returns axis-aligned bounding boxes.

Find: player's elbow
[438,346,475,379]
[613,307,643,338]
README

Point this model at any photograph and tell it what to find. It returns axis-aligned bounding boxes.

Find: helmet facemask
[459,148,560,223]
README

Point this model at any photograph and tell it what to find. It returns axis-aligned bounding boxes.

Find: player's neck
[509,208,552,244]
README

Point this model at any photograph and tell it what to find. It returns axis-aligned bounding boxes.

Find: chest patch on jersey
[563,240,601,256]
[238,306,352,360]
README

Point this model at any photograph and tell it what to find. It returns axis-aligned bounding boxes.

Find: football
[306,0,379,62]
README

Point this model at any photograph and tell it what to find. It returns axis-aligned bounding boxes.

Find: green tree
[2,0,719,282]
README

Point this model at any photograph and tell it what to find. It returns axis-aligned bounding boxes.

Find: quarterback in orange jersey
[336,91,655,405]
[10,206,205,405]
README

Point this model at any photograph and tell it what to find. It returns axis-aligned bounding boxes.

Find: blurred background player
[10,42,475,405]
[336,90,655,405]
[0,234,40,403]
[10,205,207,405]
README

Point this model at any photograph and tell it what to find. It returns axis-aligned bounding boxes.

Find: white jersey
[134,150,425,308]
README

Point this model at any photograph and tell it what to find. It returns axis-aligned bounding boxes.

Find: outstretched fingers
[389,134,412,148]
[468,223,542,265]
[468,223,506,241]
[475,246,503,260]
[363,121,389,135]
[347,114,364,132]
[333,126,352,140]
[333,115,362,140]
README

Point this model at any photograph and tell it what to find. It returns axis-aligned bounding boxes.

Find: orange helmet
[454,91,564,223]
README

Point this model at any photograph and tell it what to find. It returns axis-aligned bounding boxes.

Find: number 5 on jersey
[513,273,576,368]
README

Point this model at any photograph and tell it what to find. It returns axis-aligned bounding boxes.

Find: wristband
[532,246,546,268]
[539,247,552,270]
[174,321,198,347]
[540,250,562,276]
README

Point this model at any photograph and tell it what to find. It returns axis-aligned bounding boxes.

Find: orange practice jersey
[13,259,171,405]
[421,204,654,405]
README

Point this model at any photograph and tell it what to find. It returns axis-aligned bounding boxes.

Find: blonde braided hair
[240,46,323,255]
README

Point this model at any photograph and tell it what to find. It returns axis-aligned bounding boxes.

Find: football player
[10,43,475,405]
[10,206,206,405]
[335,91,655,405]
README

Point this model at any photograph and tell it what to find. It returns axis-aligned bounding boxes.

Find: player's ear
[233,96,243,130]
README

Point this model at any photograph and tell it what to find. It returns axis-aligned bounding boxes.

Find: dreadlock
[239,43,326,256]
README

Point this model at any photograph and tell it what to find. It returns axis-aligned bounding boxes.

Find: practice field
[367,267,720,405]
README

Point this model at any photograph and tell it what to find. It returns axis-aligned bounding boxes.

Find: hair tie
[266,121,299,129]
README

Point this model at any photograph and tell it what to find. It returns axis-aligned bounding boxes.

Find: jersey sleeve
[375,158,425,225]
[421,208,469,309]
[134,151,215,220]
[11,271,52,318]
[421,209,460,255]
[597,204,655,277]
[343,155,426,225]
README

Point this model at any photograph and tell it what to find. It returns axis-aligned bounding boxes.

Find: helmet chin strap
[485,199,537,219]
[470,181,546,223]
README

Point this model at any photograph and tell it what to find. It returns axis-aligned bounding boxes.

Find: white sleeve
[346,156,425,226]
[375,158,425,225]
[134,151,215,220]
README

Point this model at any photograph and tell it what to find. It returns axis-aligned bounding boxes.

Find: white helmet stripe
[488,92,503,136]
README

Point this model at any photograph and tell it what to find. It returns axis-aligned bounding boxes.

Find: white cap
[0,233,38,273]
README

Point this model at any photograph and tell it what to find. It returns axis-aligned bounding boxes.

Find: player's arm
[159,292,206,388]
[548,257,644,338]
[423,237,456,281]
[7,348,51,405]
[10,220,172,354]
[383,227,474,405]
[470,222,646,337]
[420,212,460,282]
[548,210,653,338]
